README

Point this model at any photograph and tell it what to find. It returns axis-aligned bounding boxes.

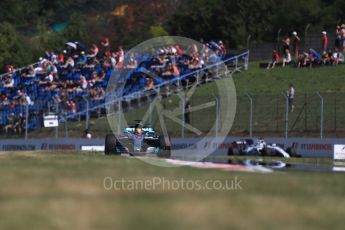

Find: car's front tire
[105,134,119,155]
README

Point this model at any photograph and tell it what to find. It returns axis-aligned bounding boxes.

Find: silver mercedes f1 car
[104,122,171,158]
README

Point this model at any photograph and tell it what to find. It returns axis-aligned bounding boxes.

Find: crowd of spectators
[267,24,345,69]
[0,37,227,135]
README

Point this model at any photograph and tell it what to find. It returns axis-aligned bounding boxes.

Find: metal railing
[231,92,345,138]
[64,51,250,120]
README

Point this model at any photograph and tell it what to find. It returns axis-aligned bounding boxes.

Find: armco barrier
[0,139,102,152]
[171,137,343,158]
[0,137,345,158]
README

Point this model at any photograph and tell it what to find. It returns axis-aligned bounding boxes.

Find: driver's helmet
[256,138,266,150]
[134,123,143,135]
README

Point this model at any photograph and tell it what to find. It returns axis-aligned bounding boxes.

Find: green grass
[23,63,345,138]
[0,152,344,230]
[235,62,345,94]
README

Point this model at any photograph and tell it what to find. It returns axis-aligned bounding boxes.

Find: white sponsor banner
[81,145,105,152]
[333,145,345,160]
[43,115,59,127]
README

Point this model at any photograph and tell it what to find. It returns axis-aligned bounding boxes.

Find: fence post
[117,100,122,135]
[55,101,59,139]
[316,92,324,138]
[282,92,289,138]
[82,96,90,129]
[148,101,152,126]
[25,104,29,140]
[304,24,311,50]
[244,51,249,71]
[48,101,51,113]
[65,115,68,138]
[177,94,185,138]
[216,62,219,78]
[276,28,282,53]
[247,35,252,50]
[214,96,220,138]
[334,93,337,134]
[245,93,253,137]
[181,97,185,138]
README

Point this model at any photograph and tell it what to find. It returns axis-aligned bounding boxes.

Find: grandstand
[0,40,249,136]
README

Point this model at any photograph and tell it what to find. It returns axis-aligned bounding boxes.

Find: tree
[0,22,32,71]
[150,26,169,37]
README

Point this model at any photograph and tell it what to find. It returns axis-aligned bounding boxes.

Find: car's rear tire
[158,135,171,158]
[105,134,118,155]
[228,142,241,156]
[262,147,275,156]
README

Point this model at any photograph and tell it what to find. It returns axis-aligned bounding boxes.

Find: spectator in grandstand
[16,113,26,134]
[100,36,110,57]
[189,54,203,70]
[146,78,155,90]
[89,71,105,85]
[309,48,322,65]
[282,36,291,67]
[1,94,10,105]
[45,61,58,74]
[340,24,345,52]
[162,62,180,78]
[321,51,332,65]
[292,31,301,60]
[44,51,57,64]
[23,93,33,105]
[170,45,177,55]
[115,46,124,68]
[77,51,88,66]
[25,65,36,78]
[335,26,342,51]
[90,71,98,85]
[297,52,309,68]
[321,31,328,52]
[287,84,295,112]
[57,50,66,64]
[153,51,166,66]
[333,50,345,64]
[90,86,105,100]
[14,89,22,100]
[80,76,89,89]
[218,41,226,56]
[110,52,117,69]
[97,70,106,82]
[5,113,16,134]
[126,53,138,69]
[4,64,15,73]
[84,57,99,69]
[175,45,184,56]
[267,50,280,69]
[61,56,75,69]
[39,72,54,85]
[66,100,77,114]
[17,92,26,105]
[88,44,99,58]
[3,75,14,88]
[82,129,92,139]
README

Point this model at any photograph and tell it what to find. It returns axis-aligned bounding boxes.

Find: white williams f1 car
[104,122,171,158]
[228,138,290,158]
